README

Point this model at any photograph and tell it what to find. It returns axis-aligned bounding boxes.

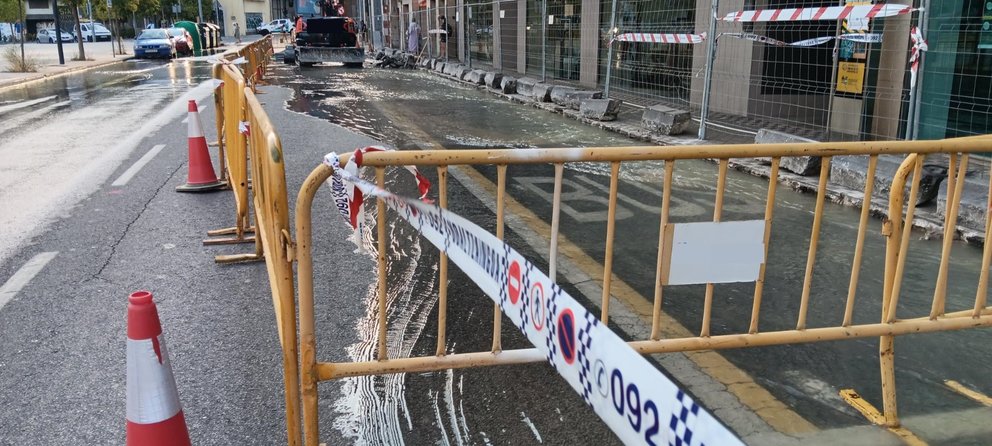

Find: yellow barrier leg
[840,389,927,445]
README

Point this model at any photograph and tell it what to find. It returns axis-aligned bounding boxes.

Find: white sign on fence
[663,220,766,286]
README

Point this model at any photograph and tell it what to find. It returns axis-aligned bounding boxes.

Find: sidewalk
[0,40,134,90]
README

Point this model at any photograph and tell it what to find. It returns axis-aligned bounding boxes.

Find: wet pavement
[267,61,992,443]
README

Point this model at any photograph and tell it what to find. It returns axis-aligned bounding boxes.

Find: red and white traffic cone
[176,100,225,192]
[126,291,191,446]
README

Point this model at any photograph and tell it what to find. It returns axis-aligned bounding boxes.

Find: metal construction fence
[370,0,992,143]
[202,33,992,446]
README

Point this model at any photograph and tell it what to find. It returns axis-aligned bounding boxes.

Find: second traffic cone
[176,100,225,192]
[126,290,191,446]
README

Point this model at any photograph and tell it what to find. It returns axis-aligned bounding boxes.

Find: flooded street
[269,62,992,442]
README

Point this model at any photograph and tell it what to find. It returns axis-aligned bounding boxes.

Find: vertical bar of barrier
[796,157,832,330]
[931,154,968,318]
[376,167,389,361]
[887,158,925,324]
[211,64,228,183]
[843,155,878,327]
[974,161,992,317]
[602,0,619,97]
[701,158,728,337]
[879,154,922,428]
[549,164,564,281]
[492,164,507,352]
[601,161,621,324]
[697,0,719,141]
[651,160,674,340]
[749,157,780,334]
[295,168,321,446]
[436,166,450,356]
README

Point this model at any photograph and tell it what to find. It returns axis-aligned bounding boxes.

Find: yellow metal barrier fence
[294,138,992,445]
[205,63,257,258]
[205,35,274,260]
[243,86,302,446]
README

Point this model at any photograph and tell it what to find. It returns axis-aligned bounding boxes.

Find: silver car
[36,28,74,43]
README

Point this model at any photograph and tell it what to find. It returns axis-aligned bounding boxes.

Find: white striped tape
[613,32,706,45]
[126,336,182,424]
[323,154,743,446]
[719,32,881,46]
[721,4,915,22]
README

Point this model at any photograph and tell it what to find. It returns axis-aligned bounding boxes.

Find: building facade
[371,0,989,142]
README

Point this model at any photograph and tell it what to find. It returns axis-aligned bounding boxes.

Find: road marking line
[0,252,58,312]
[840,389,928,445]
[112,144,167,186]
[945,380,992,407]
[0,95,57,115]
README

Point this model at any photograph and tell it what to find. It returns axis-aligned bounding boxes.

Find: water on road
[268,61,992,442]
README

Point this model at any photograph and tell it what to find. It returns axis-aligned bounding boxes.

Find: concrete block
[434,62,446,73]
[580,98,622,121]
[485,72,503,89]
[532,83,554,102]
[559,89,602,110]
[642,104,691,135]
[443,63,459,76]
[755,129,820,176]
[457,67,473,80]
[516,77,539,96]
[549,86,577,106]
[468,69,487,85]
[500,76,517,94]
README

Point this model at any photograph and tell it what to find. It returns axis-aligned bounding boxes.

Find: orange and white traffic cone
[176,100,225,192]
[126,291,191,446]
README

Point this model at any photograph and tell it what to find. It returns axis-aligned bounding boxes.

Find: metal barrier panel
[295,137,992,445]
[244,87,302,446]
[206,64,261,262]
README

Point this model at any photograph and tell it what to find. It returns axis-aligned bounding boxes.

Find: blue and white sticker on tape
[323,153,743,446]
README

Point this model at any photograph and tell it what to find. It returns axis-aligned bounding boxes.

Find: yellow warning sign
[837,61,866,94]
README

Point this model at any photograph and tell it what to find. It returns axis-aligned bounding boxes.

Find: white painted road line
[0,252,58,312]
[111,144,167,187]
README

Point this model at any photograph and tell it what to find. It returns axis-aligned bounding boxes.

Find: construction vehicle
[283,17,364,68]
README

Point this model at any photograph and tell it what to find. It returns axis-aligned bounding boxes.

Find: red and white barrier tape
[325,147,431,247]
[321,154,744,446]
[611,32,706,46]
[909,26,928,89]
[721,3,915,22]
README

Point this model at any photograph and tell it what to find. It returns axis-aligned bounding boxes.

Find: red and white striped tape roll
[126,291,190,446]
[722,3,914,22]
[613,32,706,44]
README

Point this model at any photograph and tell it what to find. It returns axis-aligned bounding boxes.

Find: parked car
[256,18,291,35]
[36,28,75,43]
[166,27,193,56]
[79,22,112,42]
[133,29,176,59]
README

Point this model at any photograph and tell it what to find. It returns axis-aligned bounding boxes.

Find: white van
[79,22,112,42]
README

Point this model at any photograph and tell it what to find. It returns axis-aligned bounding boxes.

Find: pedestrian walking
[232,16,241,44]
[407,18,420,54]
[438,15,451,58]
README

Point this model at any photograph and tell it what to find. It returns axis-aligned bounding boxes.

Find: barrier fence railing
[205,36,302,445]
[243,87,302,446]
[293,137,992,444]
[204,36,275,261]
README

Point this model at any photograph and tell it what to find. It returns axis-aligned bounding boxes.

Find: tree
[61,0,86,60]
[0,0,23,22]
